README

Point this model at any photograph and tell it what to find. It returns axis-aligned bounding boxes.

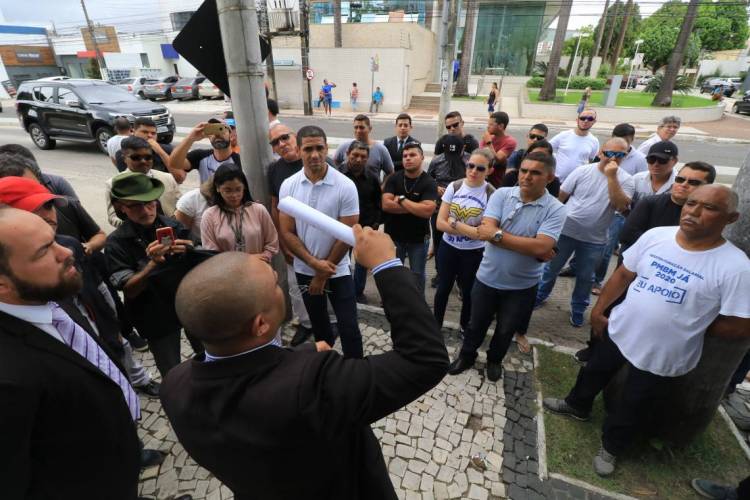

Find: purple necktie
[50,302,141,421]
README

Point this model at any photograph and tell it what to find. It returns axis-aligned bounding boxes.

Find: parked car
[117,76,159,99]
[142,76,180,100]
[199,80,224,99]
[700,78,734,93]
[637,75,653,86]
[732,90,750,115]
[170,76,206,100]
[16,79,176,153]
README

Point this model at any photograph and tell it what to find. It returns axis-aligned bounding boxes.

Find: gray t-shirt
[476,187,566,291]
[619,148,648,176]
[334,140,394,180]
[560,163,635,244]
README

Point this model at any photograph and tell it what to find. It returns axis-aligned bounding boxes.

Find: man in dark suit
[161,225,449,500]
[383,112,418,172]
[0,207,141,499]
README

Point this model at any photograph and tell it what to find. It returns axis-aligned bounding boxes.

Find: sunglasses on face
[269,133,291,147]
[603,150,626,159]
[128,154,153,162]
[647,156,671,165]
[674,176,705,186]
[578,116,595,122]
[529,134,545,141]
[445,122,461,130]
[466,163,487,172]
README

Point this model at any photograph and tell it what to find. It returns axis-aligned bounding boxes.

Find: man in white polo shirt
[278,125,363,358]
[548,108,600,182]
[543,185,750,477]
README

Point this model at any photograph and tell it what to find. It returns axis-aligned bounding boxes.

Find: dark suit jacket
[161,266,449,500]
[0,303,140,500]
[384,135,417,172]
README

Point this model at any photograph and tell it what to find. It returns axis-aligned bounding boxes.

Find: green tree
[641,24,701,72]
[653,0,700,106]
[563,26,595,57]
[85,58,101,79]
[540,0,573,101]
[592,0,642,61]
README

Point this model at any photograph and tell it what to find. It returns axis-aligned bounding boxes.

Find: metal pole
[299,0,313,115]
[80,0,107,79]
[433,0,446,82]
[436,0,457,138]
[564,33,583,96]
[258,0,278,100]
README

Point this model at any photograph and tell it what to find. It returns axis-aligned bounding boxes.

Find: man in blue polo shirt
[448,152,566,381]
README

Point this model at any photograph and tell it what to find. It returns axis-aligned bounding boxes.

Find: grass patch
[536,346,748,499]
[528,90,716,108]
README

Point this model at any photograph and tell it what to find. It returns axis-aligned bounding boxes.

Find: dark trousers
[148,329,182,378]
[728,350,750,394]
[296,273,363,358]
[738,475,750,499]
[459,281,537,364]
[565,332,673,456]
[430,212,442,262]
[433,243,483,329]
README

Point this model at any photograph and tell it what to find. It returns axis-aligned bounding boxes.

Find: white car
[637,75,653,85]
[198,80,224,99]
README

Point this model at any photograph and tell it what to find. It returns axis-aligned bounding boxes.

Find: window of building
[170,11,195,31]
[140,53,150,68]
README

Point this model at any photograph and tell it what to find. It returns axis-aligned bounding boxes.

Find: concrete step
[408,95,441,111]
[425,83,441,93]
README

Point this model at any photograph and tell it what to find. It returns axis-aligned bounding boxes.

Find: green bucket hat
[111,171,165,202]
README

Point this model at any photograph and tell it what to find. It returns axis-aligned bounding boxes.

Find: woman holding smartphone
[200,164,279,261]
[433,148,495,334]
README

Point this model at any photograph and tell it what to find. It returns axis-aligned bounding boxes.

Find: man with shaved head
[536,137,635,327]
[160,225,449,499]
[544,185,750,477]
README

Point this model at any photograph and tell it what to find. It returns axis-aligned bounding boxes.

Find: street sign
[370,55,379,73]
[304,68,315,80]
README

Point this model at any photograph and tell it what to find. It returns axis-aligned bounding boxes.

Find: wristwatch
[492,229,504,242]
[397,195,407,204]
[449,217,458,230]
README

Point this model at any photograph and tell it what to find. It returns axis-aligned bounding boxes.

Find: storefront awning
[76,50,96,59]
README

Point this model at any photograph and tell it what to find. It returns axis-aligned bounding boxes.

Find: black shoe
[140,449,166,468]
[129,333,148,352]
[356,294,369,305]
[558,266,575,278]
[448,356,474,375]
[134,380,161,398]
[575,347,592,363]
[290,325,312,346]
[542,398,590,421]
[486,361,503,382]
[431,276,439,288]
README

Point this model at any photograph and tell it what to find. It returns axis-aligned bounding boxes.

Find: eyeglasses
[529,134,545,141]
[674,176,705,187]
[269,133,291,147]
[445,122,461,130]
[466,163,487,172]
[603,150,626,159]
[119,200,155,210]
[128,154,153,162]
[647,156,671,165]
[578,116,596,122]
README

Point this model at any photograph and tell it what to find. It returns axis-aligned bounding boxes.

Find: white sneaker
[593,446,616,476]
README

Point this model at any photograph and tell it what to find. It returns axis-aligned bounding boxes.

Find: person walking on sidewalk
[370,86,384,113]
[350,82,359,111]
[548,108,600,182]
[535,137,635,328]
[576,86,592,115]
[448,152,566,382]
[321,79,337,116]
[487,82,500,113]
[543,185,750,477]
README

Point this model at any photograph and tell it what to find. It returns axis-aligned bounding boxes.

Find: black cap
[648,140,679,159]
[441,134,464,156]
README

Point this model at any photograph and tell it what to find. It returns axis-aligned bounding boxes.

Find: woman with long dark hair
[200,163,278,261]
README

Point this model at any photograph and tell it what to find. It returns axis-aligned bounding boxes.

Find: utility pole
[80,0,106,79]
[436,0,457,138]
[433,0,445,82]
[299,0,313,115]
[258,0,278,100]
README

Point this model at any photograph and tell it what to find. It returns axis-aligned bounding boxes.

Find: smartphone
[156,227,175,247]
[204,123,229,136]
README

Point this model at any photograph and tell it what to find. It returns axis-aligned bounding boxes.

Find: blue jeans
[433,243,483,329]
[395,239,429,295]
[296,273,362,358]
[567,214,626,286]
[536,234,606,317]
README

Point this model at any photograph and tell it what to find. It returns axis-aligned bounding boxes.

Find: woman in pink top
[200,164,279,262]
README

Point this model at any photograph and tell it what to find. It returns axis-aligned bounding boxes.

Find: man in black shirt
[342,141,382,302]
[434,111,479,156]
[383,142,438,294]
[384,113,418,172]
[114,117,184,183]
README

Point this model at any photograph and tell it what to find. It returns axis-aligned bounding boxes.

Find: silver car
[142,76,180,101]
[117,77,159,99]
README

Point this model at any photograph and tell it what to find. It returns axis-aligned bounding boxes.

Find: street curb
[718,405,750,462]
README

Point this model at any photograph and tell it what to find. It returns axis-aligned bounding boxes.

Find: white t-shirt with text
[441,181,492,251]
[549,129,600,181]
[610,226,750,377]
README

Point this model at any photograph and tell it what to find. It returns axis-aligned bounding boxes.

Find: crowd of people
[0,103,748,500]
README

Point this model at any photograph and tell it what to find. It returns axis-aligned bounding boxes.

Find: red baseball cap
[0,176,67,212]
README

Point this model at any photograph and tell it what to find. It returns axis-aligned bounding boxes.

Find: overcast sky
[0,0,668,33]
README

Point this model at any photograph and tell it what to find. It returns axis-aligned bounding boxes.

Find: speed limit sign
[304,68,315,80]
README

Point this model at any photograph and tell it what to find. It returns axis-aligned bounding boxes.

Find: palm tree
[540,0,573,101]
[586,0,610,76]
[610,0,633,67]
[334,0,342,47]
[454,0,477,96]
[652,0,700,106]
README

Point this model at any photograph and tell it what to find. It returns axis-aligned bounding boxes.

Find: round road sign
[305,68,315,80]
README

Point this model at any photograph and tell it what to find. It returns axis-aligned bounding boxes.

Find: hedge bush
[526,76,606,90]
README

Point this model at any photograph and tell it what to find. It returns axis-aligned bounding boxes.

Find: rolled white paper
[278,196,356,246]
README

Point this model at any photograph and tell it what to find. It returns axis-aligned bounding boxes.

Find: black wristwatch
[397,195,407,204]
